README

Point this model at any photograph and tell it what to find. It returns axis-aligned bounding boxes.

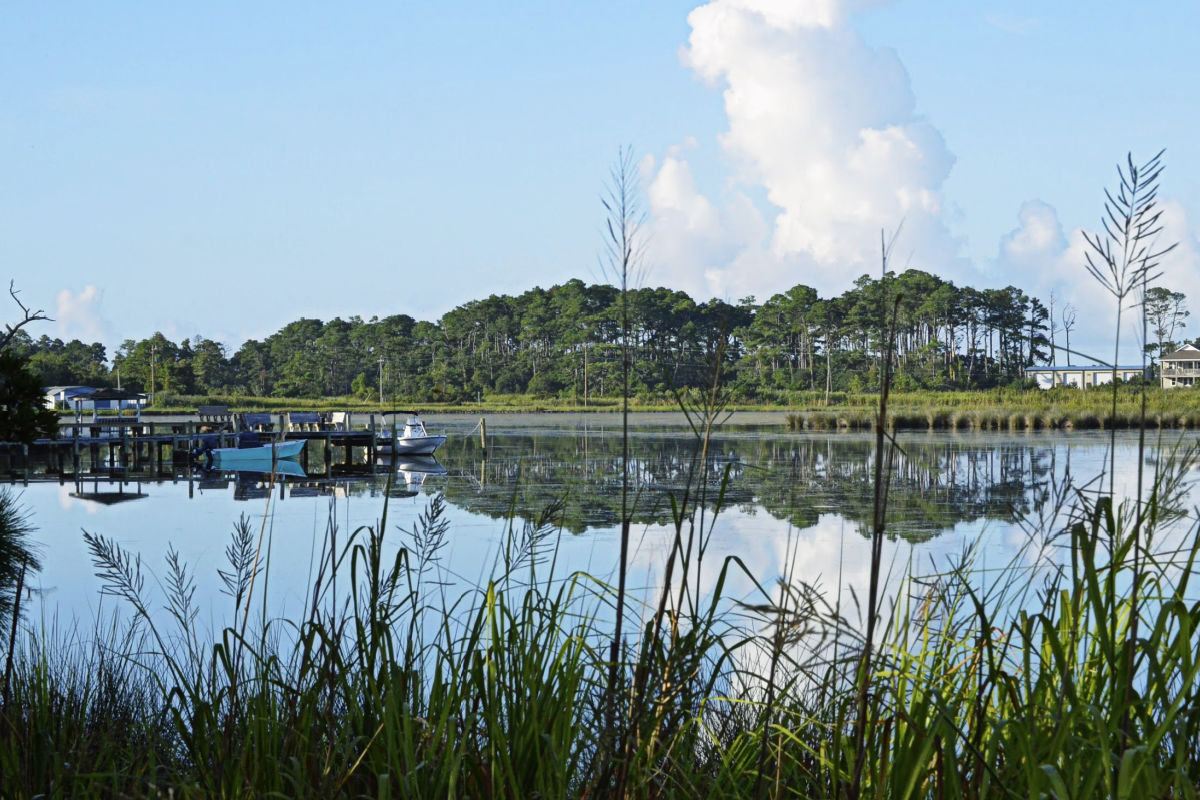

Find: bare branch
[1,281,53,350]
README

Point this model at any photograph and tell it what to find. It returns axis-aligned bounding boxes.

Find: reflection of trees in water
[0,432,1067,623]
[10,430,1064,547]
[751,437,1055,541]
[437,434,751,534]
[432,433,1057,541]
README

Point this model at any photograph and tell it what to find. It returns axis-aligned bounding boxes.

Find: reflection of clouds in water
[623,507,956,630]
[1056,440,1200,587]
[21,431,1200,653]
[617,507,981,691]
[998,520,1063,581]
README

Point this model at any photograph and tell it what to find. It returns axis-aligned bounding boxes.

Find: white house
[1160,344,1200,388]
[43,385,97,410]
[1024,365,1148,390]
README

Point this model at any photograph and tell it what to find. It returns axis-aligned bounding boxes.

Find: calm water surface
[12,413,1190,629]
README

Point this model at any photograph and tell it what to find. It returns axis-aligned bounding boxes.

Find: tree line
[11,272,1193,404]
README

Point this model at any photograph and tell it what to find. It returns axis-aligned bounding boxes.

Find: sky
[4,0,1199,363]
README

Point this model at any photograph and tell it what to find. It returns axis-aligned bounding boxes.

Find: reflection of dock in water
[69,473,149,505]
[11,423,1075,545]
[217,457,450,502]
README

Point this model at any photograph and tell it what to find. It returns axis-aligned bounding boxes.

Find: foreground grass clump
[2,448,1200,797]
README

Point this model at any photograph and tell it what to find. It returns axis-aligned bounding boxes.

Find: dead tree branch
[1,281,52,350]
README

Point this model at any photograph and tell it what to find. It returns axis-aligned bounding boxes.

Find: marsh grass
[13,336,1200,798]
[13,352,1200,800]
[7,167,1200,794]
[2,420,1200,797]
[786,386,1200,433]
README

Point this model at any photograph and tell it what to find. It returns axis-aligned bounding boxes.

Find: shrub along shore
[71,385,1200,431]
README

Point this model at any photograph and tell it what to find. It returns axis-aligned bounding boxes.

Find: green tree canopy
[0,350,58,444]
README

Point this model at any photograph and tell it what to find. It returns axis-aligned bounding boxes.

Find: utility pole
[378,357,387,407]
[150,344,158,399]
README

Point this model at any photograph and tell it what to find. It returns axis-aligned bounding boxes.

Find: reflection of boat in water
[385,455,446,496]
[217,458,308,478]
[227,459,308,501]
[377,413,447,456]
[387,455,448,475]
[192,457,308,500]
[193,457,307,481]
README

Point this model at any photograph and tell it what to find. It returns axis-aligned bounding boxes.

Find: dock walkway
[2,412,386,478]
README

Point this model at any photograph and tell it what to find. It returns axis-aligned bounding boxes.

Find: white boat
[197,439,305,468]
[377,413,446,456]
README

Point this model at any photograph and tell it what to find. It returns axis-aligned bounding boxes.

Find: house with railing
[1024,365,1148,389]
[1160,343,1200,388]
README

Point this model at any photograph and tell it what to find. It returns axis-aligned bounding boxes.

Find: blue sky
[3,1,1198,361]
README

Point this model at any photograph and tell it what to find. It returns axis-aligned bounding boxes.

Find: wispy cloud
[984,13,1039,36]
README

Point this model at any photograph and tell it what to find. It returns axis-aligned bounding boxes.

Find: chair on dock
[240,412,275,433]
[287,411,323,432]
[327,411,350,431]
[197,405,234,432]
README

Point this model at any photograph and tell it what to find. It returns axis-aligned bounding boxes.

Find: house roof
[78,387,146,401]
[43,385,95,395]
[1161,344,1200,360]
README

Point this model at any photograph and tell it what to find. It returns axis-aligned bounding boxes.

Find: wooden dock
[1,417,382,480]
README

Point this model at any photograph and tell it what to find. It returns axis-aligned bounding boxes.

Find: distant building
[43,385,96,410]
[1024,365,1148,390]
[1160,343,1200,388]
[72,388,148,421]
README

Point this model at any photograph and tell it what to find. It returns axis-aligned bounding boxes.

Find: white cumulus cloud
[55,286,109,344]
[645,0,969,302]
[643,0,1200,348]
[646,154,719,232]
[998,200,1066,262]
[993,198,1200,362]
[1156,200,1200,309]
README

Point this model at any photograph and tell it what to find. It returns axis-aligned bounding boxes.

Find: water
[9,413,1192,631]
